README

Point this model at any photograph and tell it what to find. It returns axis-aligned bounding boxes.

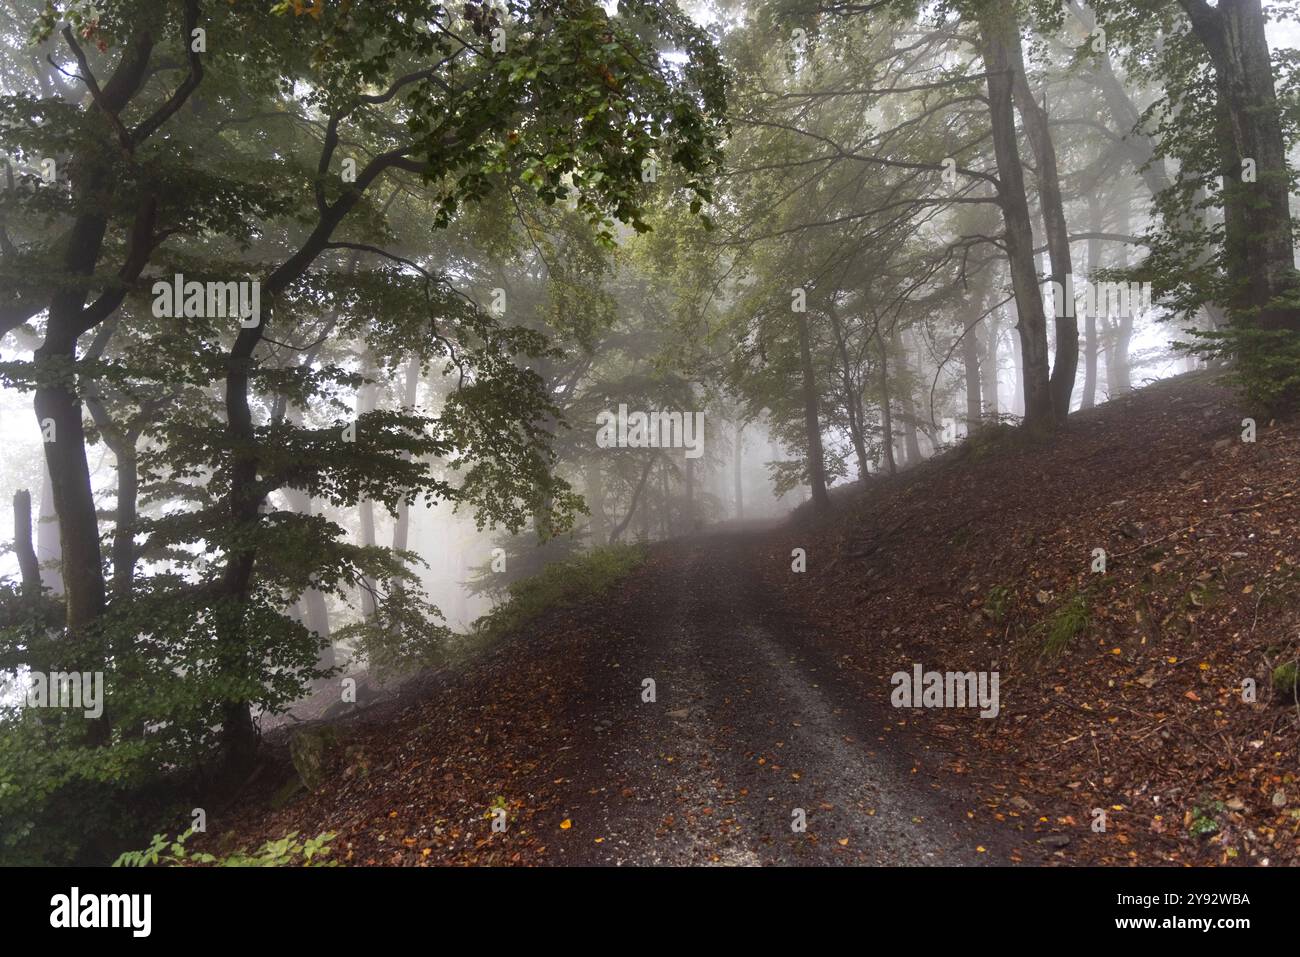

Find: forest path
[542,530,1005,865]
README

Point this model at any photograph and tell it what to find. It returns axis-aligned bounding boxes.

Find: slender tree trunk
[586,463,607,545]
[283,486,335,672]
[878,333,897,476]
[684,456,697,531]
[85,396,141,600]
[981,307,1000,418]
[977,6,1055,435]
[795,310,831,511]
[733,422,745,518]
[1007,25,1077,421]
[829,303,870,476]
[610,454,656,544]
[1111,197,1135,394]
[13,490,41,598]
[961,308,983,426]
[37,462,64,595]
[1009,303,1026,417]
[391,355,420,553]
[895,332,923,465]
[659,464,671,537]
[1082,196,1102,410]
[356,352,379,619]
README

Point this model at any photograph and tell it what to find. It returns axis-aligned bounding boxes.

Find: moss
[1036,590,1090,660]
[1272,662,1299,698]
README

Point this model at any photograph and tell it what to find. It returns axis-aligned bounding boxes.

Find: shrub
[471,543,649,645]
[114,828,336,867]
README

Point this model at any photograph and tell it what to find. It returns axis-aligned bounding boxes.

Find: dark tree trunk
[1182,0,1298,332]
[977,6,1055,436]
[608,455,655,545]
[1007,22,1077,421]
[829,303,870,477]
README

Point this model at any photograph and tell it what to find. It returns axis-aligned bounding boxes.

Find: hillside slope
[763,370,1300,865]
[196,371,1299,866]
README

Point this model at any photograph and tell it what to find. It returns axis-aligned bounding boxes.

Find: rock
[290,726,339,792]
[1040,834,1070,848]
[666,708,690,720]
[1272,790,1287,808]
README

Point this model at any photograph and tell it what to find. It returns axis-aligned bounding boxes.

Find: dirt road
[541,530,1007,865]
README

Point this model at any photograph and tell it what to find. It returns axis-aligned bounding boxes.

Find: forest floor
[201,370,1300,866]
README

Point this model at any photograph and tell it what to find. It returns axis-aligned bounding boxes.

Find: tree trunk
[878,333,897,476]
[586,463,607,545]
[37,462,64,595]
[895,332,923,465]
[733,422,745,518]
[391,355,420,553]
[961,308,983,426]
[981,306,1001,418]
[684,455,698,531]
[829,303,870,477]
[1110,198,1135,395]
[795,309,831,510]
[610,454,656,544]
[1082,196,1102,410]
[659,464,671,537]
[977,6,1055,435]
[1181,0,1298,332]
[13,490,41,598]
[1008,22,1078,421]
[356,352,379,619]
[283,487,335,672]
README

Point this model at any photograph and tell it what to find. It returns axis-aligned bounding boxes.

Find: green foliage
[983,584,1012,624]
[1035,590,1091,660]
[0,0,725,864]
[958,420,1025,463]
[1272,661,1299,699]
[0,706,152,866]
[470,543,648,645]
[1184,326,1300,415]
[113,828,337,867]
[1187,799,1226,838]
